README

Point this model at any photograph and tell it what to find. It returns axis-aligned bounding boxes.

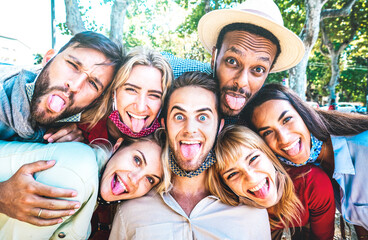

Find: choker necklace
[108,110,161,138]
[168,148,217,178]
[277,133,323,167]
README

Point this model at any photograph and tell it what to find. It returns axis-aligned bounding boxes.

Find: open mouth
[127,112,148,133]
[247,177,270,199]
[282,138,301,157]
[111,173,128,195]
[47,94,66,113]
[224,92,246,111]
[180,140,201,160]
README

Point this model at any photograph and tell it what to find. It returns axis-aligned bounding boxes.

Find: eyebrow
[222,150,256,176]
[68,55,104,90]
[137,150,147,166]
[257,110,288,133]
[124,83,162,95]
[137,150,162,183]
[226,47,272,64]
[170,105,213,114]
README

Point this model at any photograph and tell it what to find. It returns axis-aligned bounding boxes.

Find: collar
[25,82,81,123]
[168,148,217,178]
[331,135,355,177]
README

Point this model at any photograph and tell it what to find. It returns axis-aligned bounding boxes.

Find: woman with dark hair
[241,83,368,238]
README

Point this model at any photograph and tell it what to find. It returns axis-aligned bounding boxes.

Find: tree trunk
[110,0,131,45]
[64,0,86,34]
[288,0,326,100]
[328,51,340,100]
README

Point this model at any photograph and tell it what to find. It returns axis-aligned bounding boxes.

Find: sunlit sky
[0,0,112,55]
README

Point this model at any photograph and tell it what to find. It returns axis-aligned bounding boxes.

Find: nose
[129,171,144,186]
[65,73,87,93]
[276,128,289,144]
[239,164,256,182]
[234,70,249,89]
[184,118,198,134]
[136,94,148,112]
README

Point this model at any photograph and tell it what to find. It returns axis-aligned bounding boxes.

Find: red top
[283,164,335,239]
[78,118,109,143]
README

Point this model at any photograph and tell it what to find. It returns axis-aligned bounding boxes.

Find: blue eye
[146,176,155,185]
[199,115,207,121]
[134,156,142,166]
[175,114,183,121]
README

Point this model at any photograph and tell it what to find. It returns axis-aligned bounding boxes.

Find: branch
[319,20,331,56]
[321,0,356,20]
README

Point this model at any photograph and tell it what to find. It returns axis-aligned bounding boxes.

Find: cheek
[148,100,162,115]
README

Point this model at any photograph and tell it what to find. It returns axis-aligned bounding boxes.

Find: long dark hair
[241,83,368,141]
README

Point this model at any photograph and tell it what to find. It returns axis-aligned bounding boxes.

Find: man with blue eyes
[0,31,123,239]
[163,0,304,122]
[109,71,271,239]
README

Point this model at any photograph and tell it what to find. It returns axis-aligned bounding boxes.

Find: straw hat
[198,0,305,73]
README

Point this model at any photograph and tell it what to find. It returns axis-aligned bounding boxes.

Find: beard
[30,62,83,126]
[168,141,209,172]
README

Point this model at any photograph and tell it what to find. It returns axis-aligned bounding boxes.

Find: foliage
[33,53,43,65]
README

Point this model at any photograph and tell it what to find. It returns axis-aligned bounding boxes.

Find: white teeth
[181,141,200,144]
[282,139,299,151]
[128,112,146,119]
[249,178,267,192]
[116,175,127,192]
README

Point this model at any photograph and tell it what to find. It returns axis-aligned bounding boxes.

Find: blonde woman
[80,46,173,143]
[209,125,335,239]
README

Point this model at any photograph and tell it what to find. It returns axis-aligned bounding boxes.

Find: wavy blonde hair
[208,125,303,229]
[82,47,173,128]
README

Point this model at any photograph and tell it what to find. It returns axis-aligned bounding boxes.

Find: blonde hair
[208,125,303,229]
[82,46,173,128]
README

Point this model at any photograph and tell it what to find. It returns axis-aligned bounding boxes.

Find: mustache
[221,85,251,98]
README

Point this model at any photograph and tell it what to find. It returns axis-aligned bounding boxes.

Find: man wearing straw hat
[164,0,304,121]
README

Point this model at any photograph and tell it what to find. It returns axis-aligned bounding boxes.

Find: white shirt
[109,190,271,240]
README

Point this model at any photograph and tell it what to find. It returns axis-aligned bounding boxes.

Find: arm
[44,123,84,143]
[0,160,80,226]
[306,166,336,240]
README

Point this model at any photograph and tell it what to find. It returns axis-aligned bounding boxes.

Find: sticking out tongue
[48,95,65,113]
[111,175,126,195]
[284,141,301,157]
[131,117,146,133]
[225,94,245,110]
[180,143,200,159]
[252,179,270,199]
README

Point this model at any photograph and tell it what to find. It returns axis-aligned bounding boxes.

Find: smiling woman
[242,83,368,239]
[99,130,168,203]
[209,125,336,239]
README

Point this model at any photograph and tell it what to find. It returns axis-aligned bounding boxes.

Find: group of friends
[0,0,368,239]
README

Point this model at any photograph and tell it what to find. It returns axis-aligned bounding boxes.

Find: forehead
[220,31,277,58]
[168,86,218,113]
[125,65,163,89]
[60,45,112,67]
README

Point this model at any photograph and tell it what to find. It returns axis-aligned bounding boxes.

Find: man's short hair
[58,31,123,72]
[161,71,220,124]
[215,23,281,67]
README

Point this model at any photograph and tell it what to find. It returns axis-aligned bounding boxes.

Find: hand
[0,160,81,226]
[44,123,84,143]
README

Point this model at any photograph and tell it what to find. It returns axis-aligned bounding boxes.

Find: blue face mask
[277,133,323,167]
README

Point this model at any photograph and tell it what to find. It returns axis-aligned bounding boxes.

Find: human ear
[113,138,124,152]
[211,47,218,70]
[218,119,225,134]
[42,49,56,66]
[160,118,165,128]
